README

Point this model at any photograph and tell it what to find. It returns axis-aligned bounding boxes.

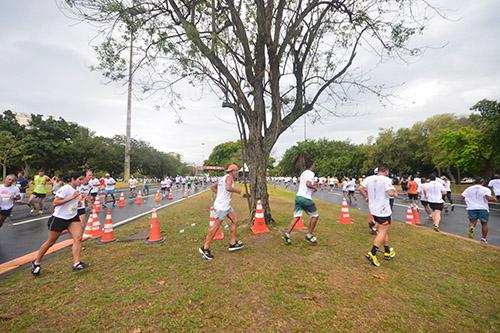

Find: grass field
[0,186,498,332]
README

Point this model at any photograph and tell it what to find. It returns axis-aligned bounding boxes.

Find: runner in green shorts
[283,159,319,245]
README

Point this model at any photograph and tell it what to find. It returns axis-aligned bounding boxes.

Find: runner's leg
[227,211,239,245]
[203,217,223,250]
[35,231,61,263]
[67,222,83,265]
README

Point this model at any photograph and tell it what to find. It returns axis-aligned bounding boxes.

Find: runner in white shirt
[417,178,432,219]
[76,170,93,225]
[283,160,320,245]
[88,175,101,204]
[424,175,447,232]
[462,179,497,244]
[31,171,88,275]
[0,175,21,229]
[128,175,138,198]
[328,176,335,192]
[359,165,397,267]
[488,175,500,200]
[199,164,243,260]
[103,173,117,207]
[347,178,358,205]
[441,176,454,212]
[342,178,348,197]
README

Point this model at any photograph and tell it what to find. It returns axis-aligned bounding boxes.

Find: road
[0,185,208,264]
[271,183,500,246]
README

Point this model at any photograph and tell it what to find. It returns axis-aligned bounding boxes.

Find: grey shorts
[214,207,234,220]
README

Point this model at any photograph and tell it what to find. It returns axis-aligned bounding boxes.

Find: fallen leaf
[372,274,384,280]
[188,299,192,305]
[74,287,80,292]
[158,280,166,286]
[130,328,141,333]
[302,296,319,303]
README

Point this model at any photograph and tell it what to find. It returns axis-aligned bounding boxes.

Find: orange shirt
[408,180,418,194]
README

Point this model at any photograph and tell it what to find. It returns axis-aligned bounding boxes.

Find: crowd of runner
[0,165,498,273]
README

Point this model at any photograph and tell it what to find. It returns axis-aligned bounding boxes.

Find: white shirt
[77,183,91,208]
[89,178,100,193]
[488,179,500,196]
[213,174,233,211]
[342,180,348,191]
[462,185,492,211]
[417,183,428,201]
[128,178,138,188]
[297,170,315,200]
[53,185,80,219]
[0,185,20,210]
[425,181,446,203]
[443,180,451,192]
[347,180,356,191]
[362,175,394,217]
[414,177,421,186]
[104,177,116,190]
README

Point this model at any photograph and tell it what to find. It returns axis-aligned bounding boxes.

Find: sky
[1,0,499,165]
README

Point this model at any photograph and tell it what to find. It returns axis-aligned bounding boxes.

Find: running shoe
[72,262,89,272]
[384,248,396,260]
[451,204,455,212]
[31,261,41,276]
[198,247,214,260]
[282,234,292,245]
[433,224,440,232]
[30,209,35,215]
[480,238,488,244]
[366,252,380,267]
[368,221,378,235]
[38,210,44,215]
[305,234,317,244]
[468,226,474,239]
[228,240,244,252]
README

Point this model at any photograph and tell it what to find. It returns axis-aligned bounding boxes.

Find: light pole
[201,142,206,163]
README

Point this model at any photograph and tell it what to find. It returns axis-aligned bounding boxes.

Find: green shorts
[294,196,319,218]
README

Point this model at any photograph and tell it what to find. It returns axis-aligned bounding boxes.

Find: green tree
[204,141,242,168]
[66,0,435,221]
[0,131,21,179]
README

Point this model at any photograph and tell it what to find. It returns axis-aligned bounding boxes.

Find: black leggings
[442,191,453,204]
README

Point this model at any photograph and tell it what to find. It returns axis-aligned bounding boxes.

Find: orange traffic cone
[146,209,164,243]
[99,210,116,243]
[167,189,173,200]
[412,205,421,225]
[83,211,94,240]
[183,186,188,198]
[208,207,224,240]
[93,195,101,213]
[405,206,415,224]
[251,200,270,234]
[91,211,103,239]
[293,216,304,231]
[117,192,126,207]
[338,198,353,224]
[135,191,143,205]
[155,190,161,203]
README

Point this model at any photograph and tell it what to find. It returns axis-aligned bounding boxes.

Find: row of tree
[277,100,499,182]
[0,110,193,179]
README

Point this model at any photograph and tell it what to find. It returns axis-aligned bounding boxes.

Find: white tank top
[213,174,233,211]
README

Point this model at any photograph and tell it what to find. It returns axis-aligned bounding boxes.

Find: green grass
[1,186,498,332]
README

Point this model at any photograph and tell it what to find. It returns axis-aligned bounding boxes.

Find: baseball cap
[226,164,239,172]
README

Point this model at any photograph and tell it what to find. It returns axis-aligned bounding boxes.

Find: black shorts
[33,193,46,198]
[47,215,80,232]
[420,200,429,206]
[373,215,391,225]
[90,192,98,197]
[1,208,13,217]
[77,208,86,216]
[429,202,444,211]
[348,190,355,195]
[408,193,418,200]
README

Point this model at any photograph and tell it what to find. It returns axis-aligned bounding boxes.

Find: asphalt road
[271,183,500,246]
[0,185,209,264]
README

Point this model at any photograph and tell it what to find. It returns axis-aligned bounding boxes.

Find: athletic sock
[284,233,290,238]
[384,245,391,253]
[306,233,313,238]
[370,245,378,256]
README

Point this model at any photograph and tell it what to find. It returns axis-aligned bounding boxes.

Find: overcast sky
[1,1,499,165]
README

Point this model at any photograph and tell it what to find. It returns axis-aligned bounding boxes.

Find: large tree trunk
[244,136,273,224]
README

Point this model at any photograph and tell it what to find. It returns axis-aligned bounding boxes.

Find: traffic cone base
[338,198,353,224]
[412,205,421,225]
[251,200,270,234]
[117,192,126,207]
[136,192,143,205]
[83,212,94,240]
